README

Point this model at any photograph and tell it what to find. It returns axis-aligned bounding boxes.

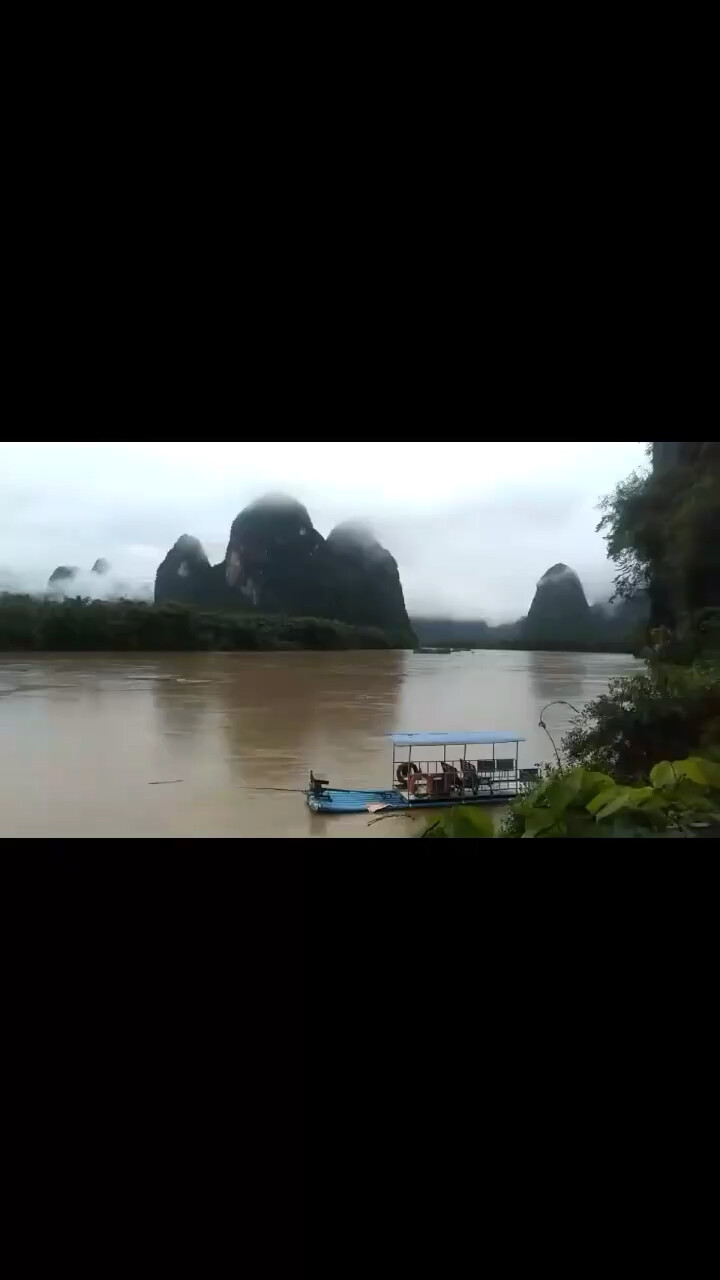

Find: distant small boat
[414,647,452,655]
[307,732,538,815]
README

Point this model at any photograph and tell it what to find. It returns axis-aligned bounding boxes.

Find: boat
[307,732,538,815]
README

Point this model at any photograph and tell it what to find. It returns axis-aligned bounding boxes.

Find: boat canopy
[389,732,526,747]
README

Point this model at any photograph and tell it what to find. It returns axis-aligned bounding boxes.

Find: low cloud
[46,568,153,602]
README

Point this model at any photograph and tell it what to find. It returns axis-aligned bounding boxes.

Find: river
[0,650,642,838]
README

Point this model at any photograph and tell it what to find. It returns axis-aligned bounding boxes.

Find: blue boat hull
[307,789,405,814]
[306,788,516,815]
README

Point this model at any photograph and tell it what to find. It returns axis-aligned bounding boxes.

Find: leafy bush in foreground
[562,661,720,781]
[416,758,720,839]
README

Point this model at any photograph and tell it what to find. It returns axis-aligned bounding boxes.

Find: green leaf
[452,808,495,838]
[587,786,623,815]
[593,788,633,820]
[626,785,655,807]
[542,771,584,816]
[636,792,672,813]
[595,786,654,820]
[650,760,676,789]
[442,807,496,839]
[673,757,720,788]
[670,781,716,811]
[521,808,560,838]
[579,771,616,798]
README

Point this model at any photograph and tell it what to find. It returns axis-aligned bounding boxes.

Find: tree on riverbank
[562,442,720,780]
[598,441,720,638]
[563,662,720,782]
[0,595,405,652]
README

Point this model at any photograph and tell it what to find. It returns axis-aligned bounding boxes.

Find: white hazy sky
[0,440,648,619]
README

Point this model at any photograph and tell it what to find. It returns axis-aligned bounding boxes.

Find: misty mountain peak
[230,495,316,544]
[539,563,579,584]
[155,495,412,638]
[49,565,79,586]
[172,535,209,562]
[328,520,377,548]
[327,520,394,568]
[523,562,590,643]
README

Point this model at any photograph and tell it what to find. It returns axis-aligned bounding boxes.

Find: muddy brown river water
[0,650,642,838]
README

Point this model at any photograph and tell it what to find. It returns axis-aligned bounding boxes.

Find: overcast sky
[0,441,648,619]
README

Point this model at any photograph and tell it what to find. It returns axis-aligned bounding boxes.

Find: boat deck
[307,787,517,815]
[307,729,528,816]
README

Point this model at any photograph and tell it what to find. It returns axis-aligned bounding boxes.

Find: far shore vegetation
[0,593,641,655]
[417,636,636,654]
[0,594,413,652]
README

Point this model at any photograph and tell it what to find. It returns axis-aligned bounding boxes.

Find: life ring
[397,762,420,784]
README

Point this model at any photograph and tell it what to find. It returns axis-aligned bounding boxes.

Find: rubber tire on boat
[397,762,420,784]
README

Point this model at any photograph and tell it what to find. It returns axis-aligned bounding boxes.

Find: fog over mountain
[0,441,647,617]
[154,494,412,641]
[46,559,153,602]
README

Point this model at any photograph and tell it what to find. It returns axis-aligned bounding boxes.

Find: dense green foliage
[598,442,720,631]
[416,758,720,839]
[0,595,405,652]
[419,808,496,839]
[563,441,720,784]
[501,757,720,838]
[597,468,656,601]
[562,661,720,781]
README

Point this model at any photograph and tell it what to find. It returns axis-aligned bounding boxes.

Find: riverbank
[0,595,413,652]
[433,639,637,654]
[0,595,640,656]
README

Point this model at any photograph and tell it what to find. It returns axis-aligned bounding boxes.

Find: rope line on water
[236,785,308,793]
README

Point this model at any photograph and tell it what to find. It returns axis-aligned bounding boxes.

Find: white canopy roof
[389,732,525,747]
